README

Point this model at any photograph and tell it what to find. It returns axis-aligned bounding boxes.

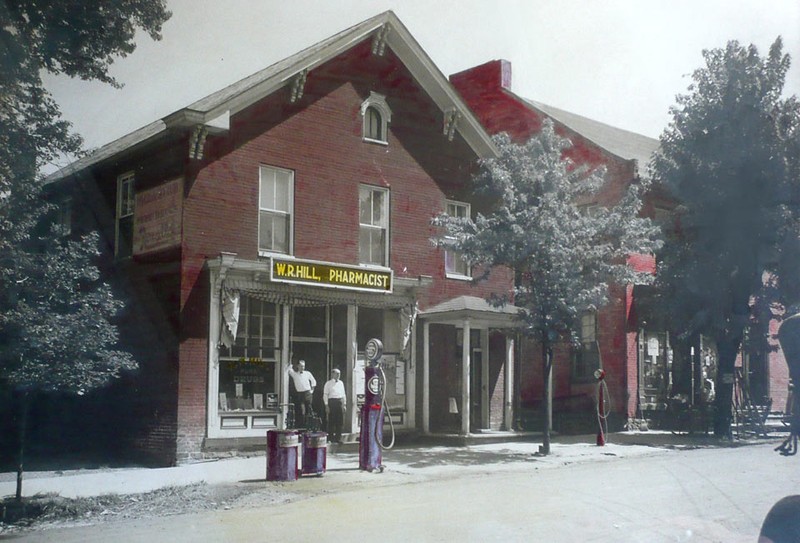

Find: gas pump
[359,338,395,472]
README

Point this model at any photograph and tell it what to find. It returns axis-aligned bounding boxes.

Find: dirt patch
[0,482,290,534]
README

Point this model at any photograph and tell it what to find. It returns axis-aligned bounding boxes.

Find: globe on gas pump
[359,338,385,472]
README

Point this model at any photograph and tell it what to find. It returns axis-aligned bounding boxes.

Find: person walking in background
[323,368,346,443]
[288,360,316,428]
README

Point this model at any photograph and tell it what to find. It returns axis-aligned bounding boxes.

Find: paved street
[7,440,799,542]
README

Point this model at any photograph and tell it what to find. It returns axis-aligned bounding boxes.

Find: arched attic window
[361,92,391,144]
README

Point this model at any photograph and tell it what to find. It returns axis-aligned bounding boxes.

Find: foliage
[653,38,798,337]
[0,0,171,194]
[0,1,171,394]
[0,230,136,393]
[651,38,800,435]
[433,120,661,342]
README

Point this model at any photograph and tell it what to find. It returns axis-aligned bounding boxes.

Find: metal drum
[266,429,300,481]
[302,431,327,476]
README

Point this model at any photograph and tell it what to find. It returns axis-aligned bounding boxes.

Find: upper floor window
[445,200,471,278]
[359,184,389,267]
[360,92,391,145]
[116,172,135,258]
[54,198,72,237]
[259,165,294,255]
[573,311,600,381]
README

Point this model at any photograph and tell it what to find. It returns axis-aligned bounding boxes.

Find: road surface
[10,442,800,542]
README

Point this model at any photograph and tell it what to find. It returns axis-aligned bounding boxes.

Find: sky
[43,0,800,172]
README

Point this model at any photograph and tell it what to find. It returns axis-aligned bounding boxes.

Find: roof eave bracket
[443,108,462,142]
[290,69,309,103]
[372,24,390,56]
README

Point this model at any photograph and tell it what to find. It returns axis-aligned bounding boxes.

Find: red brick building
[451,60,675,430]
[46,12,518,464]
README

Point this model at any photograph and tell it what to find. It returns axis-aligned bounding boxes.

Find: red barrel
[266,429,300,481]
[302,431,327,476]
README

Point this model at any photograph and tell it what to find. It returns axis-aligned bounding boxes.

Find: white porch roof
[420,295,520,328]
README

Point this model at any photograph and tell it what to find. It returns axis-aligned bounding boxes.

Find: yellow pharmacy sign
[271,257,392,293]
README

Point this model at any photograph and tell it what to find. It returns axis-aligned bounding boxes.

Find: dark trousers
[294,390,313,428]
[327,398,344,442]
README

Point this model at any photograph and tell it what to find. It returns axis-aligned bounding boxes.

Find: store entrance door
[291,342,328,421]
[290,305,329,426]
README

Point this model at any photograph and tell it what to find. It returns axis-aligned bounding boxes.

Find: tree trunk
[16,391,29,502]
[541,340,553,455]
[713,334,742,437]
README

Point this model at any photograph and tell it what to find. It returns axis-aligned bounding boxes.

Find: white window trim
[360,92,392,145]
[258,164,294,257]
[115,172,135,257]
[444,200,471,279]
[359,184,390,267]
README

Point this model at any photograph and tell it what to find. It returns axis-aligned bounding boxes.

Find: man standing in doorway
[323,368,346,443]
[288,360,316,428]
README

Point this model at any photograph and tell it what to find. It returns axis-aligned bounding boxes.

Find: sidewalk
[0,431,780,500]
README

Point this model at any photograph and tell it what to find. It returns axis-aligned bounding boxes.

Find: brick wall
[173,43,513,457]
[451,60,646,425]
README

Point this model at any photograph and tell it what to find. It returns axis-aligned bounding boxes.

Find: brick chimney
[450,59,512,93]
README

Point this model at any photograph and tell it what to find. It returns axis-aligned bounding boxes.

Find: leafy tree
[433,120,661,453]
[0,1,171,499]
[651,38,800,437]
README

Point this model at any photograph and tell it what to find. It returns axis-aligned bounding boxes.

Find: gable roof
[47,11,497,183]
[520,97,660,170]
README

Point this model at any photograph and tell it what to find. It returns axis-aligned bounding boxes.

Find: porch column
[348,305,358,433]
[481,328,490,429]
[422,320,430,434]
[504,336,515,431]
[461,319,471,436]
[282,304,291,427]
[407,312,416,430]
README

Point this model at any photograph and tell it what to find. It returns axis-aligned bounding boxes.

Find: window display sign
[218,358,276,411]
[271,257,392,293]
[133,178,183,255]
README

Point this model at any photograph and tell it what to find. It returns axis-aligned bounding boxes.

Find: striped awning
[224,277,410,309]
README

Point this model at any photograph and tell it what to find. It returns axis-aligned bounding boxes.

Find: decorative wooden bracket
[290,69,308,103]
[372,24,389,56]
[443,109,461,141]
[189,125,208,160]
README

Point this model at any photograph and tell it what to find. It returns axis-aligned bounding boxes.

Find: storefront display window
[218,297,279,412]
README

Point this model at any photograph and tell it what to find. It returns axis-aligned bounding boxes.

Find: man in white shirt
[323,368,346,443]
[288,360,316,429]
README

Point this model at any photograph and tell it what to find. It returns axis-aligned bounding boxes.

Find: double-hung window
[259,165,294,255]
[359,185,389,266]
[116,172,135,258]
[574,311,600,381]
[445,200,471,277]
